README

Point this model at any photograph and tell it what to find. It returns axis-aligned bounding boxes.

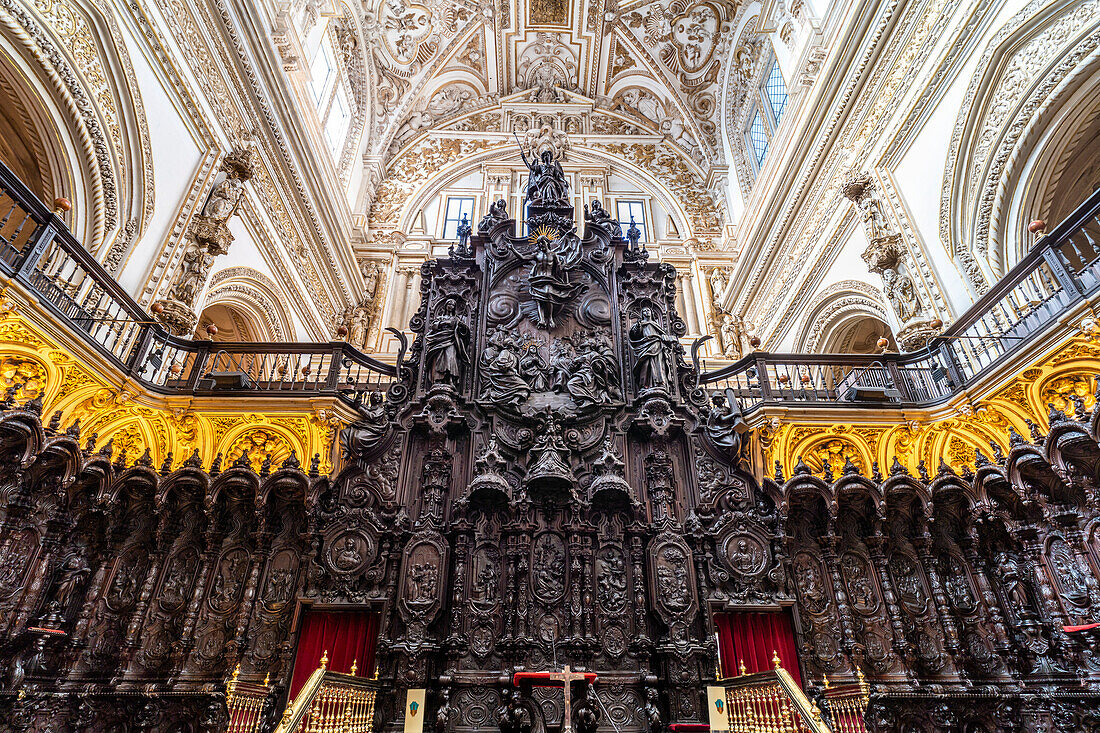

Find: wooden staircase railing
[270,652,379,733]
[720,653,832,733]
[225,664,275,733]
[820,671,870,733]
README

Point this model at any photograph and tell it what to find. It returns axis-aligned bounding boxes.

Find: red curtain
[714,611,802,688]
[289,610,380,698]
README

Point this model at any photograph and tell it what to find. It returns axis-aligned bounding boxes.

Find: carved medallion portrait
[724,534,767,577]
[327,531,374,575]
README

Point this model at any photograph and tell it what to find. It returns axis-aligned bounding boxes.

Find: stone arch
[940,0,1100,283]
[200,267,295,342]
[0,0,153,268]
[795,280,893,353]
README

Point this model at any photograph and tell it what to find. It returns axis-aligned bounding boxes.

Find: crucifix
[513,665,597,733]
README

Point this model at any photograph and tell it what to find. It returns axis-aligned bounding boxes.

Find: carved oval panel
[793,552,830,614]
[596,546,628,613]
[262,549,299,612]
[1048,538,1089,605]
[602,624,628,658]
[158,547,199,612]
[327,530,375,575]
[941,555,976,614]
[106,547,149,612]
[531,533,567,603]
[724,534,768,577]
[651,539,695,618]
[208,547,249,614]
[0,529,38,598]
[888,553,928,616]
[840,552,879,614]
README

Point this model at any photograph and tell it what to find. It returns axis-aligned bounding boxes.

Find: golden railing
[225,664,274,733]
[722,653,832,733]
[820,671,870,733]
[272,652,379,733]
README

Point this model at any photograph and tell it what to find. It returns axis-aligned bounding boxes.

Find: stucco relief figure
[201,176,244,221]
[883,268,922,322]
[527,230,584,328]
[171,243,216,308]
[630,307,677,390]
[424,297,470,387]
[709,267,728,298]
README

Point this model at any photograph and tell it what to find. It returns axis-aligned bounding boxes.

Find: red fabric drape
[289,610,380,697]
[714,611,802,688]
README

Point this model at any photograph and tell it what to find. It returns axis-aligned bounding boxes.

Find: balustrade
[721,653,834,733]
[2,158,1099,411]
[270,652,379,733]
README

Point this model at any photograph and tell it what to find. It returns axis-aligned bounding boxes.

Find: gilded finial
[822,673,830,690]
[351,659,358,676]
[372,664,379,680]
[772,650,782,670]
[320,650,329,670]
[739,659,747,676]
[263,672,270,686]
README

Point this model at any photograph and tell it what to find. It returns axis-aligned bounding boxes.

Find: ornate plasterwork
[940,0,1100,279]
[729,0,961,346]
[205,267,295,342]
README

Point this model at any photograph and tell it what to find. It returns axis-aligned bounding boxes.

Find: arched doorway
[820,315,895,354]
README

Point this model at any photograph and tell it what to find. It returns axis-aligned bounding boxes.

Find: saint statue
[704,393,748,455]
[629,307,677,390]
[201,175,244,220]
[519,145,569,208]
[424,297,470,387]
[338,390,389,459]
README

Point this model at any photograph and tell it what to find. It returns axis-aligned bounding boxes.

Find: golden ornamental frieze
[0,307,338,476]
[762,337,1100,480]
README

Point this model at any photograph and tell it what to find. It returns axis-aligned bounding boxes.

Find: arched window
[744,59,789,172]
[305,25,353,161]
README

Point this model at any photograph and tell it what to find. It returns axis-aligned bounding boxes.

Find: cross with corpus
[513,666,598,733]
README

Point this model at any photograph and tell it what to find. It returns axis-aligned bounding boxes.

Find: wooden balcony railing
[224,663,277,733]
[720,653,833,733]
[0,160,397,399]
[3,156,1099,411]
[699,185,1100,409]
[270,652,379,733]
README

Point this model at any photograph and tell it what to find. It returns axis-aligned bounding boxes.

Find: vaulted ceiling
[331,0,748,242]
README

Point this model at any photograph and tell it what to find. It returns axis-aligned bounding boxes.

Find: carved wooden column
[865,532,912,678]
[913,533,961,672]
[821,531,861,671]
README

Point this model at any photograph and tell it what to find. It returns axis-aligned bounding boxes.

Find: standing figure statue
[629,307,678,390]
[518,133,569,208]
[527,230,584,328]
[424,297,470,387]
